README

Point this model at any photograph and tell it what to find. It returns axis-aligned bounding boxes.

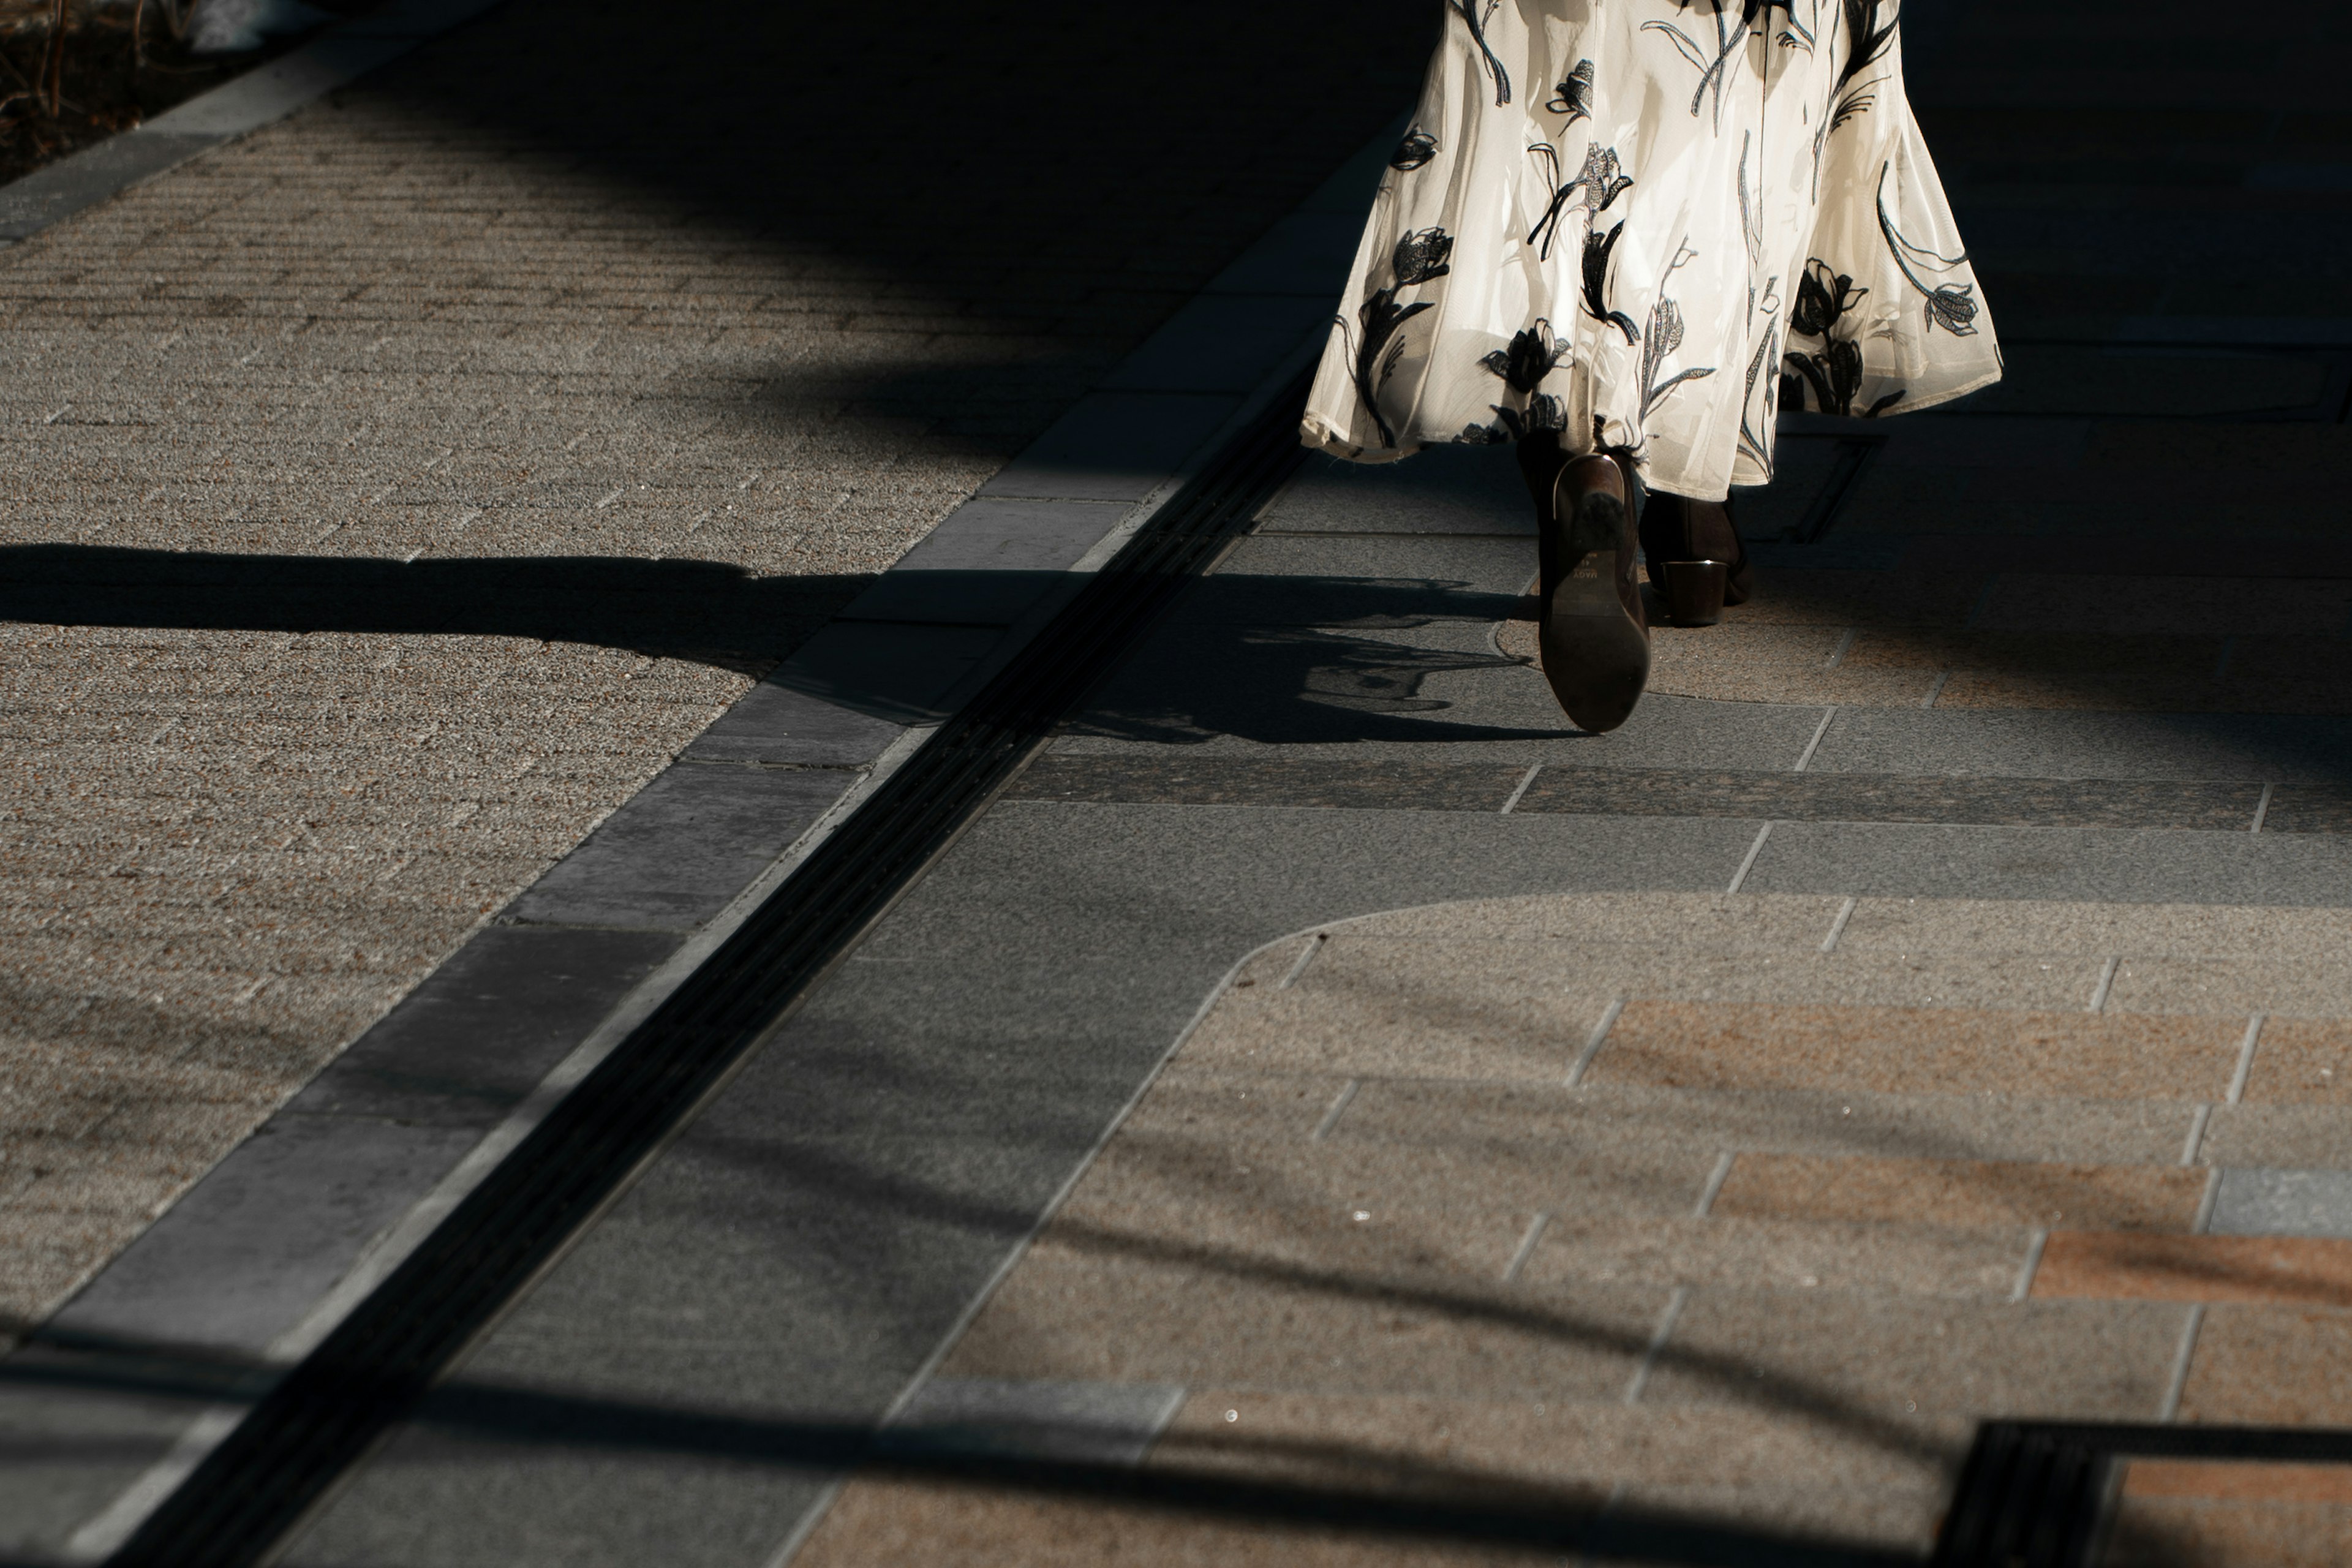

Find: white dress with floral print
[1301,0,2002,501]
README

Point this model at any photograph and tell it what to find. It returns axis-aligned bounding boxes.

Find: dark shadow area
[0,543,1580,740]
[0,544,868,672]
[242,0,1442,457]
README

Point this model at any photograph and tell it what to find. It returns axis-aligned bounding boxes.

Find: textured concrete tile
[938,1238,1662,1399]
[2034,1232,2352,1307]
[2177,1305,2352,1424]
[2237,1018,2352,1104]
[1259,447,1531,538]
[2198,1107,2352,1172]
[2210,1169,2352,1240]
[1148,1390,1959,1502]
[1067,1126,1715,1222]
[2100,1498,2352,1568]
[1588,1004,2241,1101]
[1836,898,2352,962]
[2109,957,2352,1018]
[883,1378,1184,1468]
[795,1481,1550,1568]
[1712,1153,2206,1233]
[1511,771,2261,831]
[1645,1292,2187,1423]
[1118,1066,1359,1145]
[1341,1081,2199,1167]
[1349,892,1850,951]
[1009,756,1530,812]
[2124,1459,2352,1504]
[1042,1196,1527,1286]
[1520,1214,2029,1300]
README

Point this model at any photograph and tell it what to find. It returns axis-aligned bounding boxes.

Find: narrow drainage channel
[104,372,1315,1568]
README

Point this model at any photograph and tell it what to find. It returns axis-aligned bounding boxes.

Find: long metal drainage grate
[102,372,1315,1568]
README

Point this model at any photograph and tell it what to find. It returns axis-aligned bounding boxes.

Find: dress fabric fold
[1300,0,2003,501]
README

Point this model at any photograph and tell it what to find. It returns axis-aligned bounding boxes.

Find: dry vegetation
[0,0,371,183]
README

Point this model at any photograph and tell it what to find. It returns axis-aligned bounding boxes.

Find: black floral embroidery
[1391,127,1437,172]
[1337,230,1454,448]
[1483,318,1570,393]
[1736,322,1784,475]
[1461,318,1573,443]
[1450,0,1512,107]
[1645,2,1749,129]
[1876,160,1980,335]
[1640,241,1717,418]
[1837,0,1899,91]
[1527,142,1634,262]
[1782,258,1904,415]
[1829,0,1897,132]
[1581,221,1643,344]
[1393,227,1455,287]
[1790,259,1864,338]
[1547,59,1596,122]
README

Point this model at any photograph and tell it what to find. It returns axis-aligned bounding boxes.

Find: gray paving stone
[285,926,681,1128]
[503,764,853,930]
[765,621,1008,725]
[142,37,422,138]
[974,392,1243,503]
[1258,446,1532,537]
[2209,1168,2352,1239]
[833,499,1131,625]
[1808,709,2352,785]
[49,1114,484,1359]
[1744,821,2352,908]
[881,1378,1184,1467]
[679,682,907,769]
[1099,295,1329,394]
[0,134,219,241]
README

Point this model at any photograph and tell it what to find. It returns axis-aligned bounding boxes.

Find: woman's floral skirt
[1301,1,2003,500]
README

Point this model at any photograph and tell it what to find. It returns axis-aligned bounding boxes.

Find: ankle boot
[1638,491,1753,627]
[1539,450,1649,733]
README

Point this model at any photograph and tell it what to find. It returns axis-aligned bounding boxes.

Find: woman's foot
[1538,451,1649,733]
[1638,491,1752,625]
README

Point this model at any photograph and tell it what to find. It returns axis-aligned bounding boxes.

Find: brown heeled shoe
[1539,450,1649,733]
[1638,491,1752,627]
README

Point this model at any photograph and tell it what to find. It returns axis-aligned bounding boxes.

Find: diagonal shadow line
[663,1131,1964,1468]
[0,1335,1917,1568]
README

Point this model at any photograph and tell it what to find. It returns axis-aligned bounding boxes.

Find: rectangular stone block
[1645,1292,2187,1424]
[977,391,1241,502]
[2032,1232,2352,1306]
[938,1238,1661,1401]
[2204,1167,2352,1241]
[1712,1153,2206,1232]
[1587,1003,2242,1101]
[2178,1304,2352,1424]
[1519,1213,2029,1300]
[1340,1081,2199,1168]
[286,925,680,1126]
[502,762,853,929]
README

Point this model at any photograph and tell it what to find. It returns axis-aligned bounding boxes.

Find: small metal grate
[1934,1420,2352,1568]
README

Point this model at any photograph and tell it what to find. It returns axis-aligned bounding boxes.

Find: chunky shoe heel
[1539,454,1649,733]
[1659,559,1728,627]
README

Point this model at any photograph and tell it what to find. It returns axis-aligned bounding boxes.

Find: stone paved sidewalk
[0,0,1431,1338]
[767,4,2352,1564]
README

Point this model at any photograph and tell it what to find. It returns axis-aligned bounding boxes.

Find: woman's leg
[1638,489,1752,627]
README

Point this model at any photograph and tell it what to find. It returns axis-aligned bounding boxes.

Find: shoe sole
[1539,490,1649,733]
